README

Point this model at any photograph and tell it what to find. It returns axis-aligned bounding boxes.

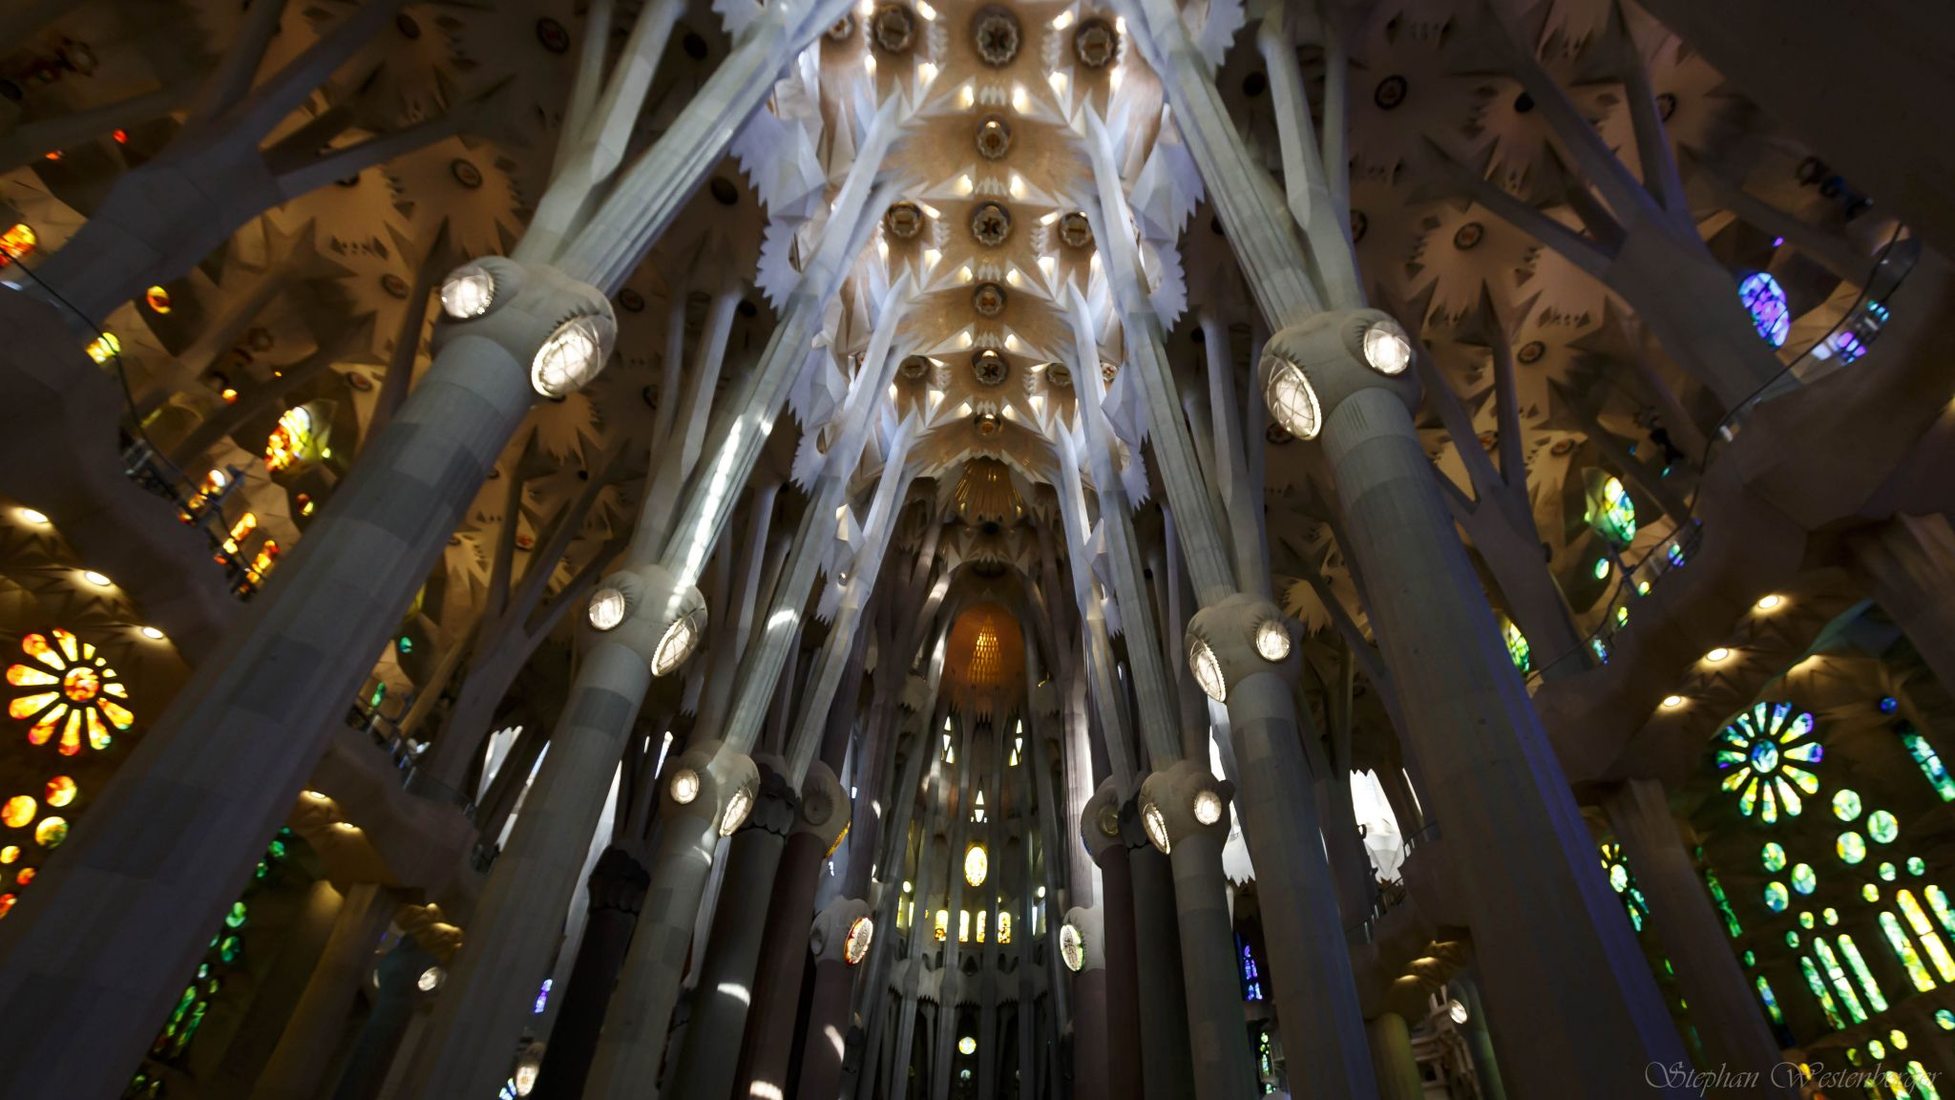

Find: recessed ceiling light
[1704,647,1732,664]
[81,570,112,587]
[138,626,165,641]
[1756,594,1785,611]
[1661,694,1686,709]
[16,508,48,525]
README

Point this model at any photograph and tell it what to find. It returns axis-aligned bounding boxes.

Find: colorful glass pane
[1764,882,1789,912]
[5,630,132,755]
[1834,788,1863,821]
[1896,891,1955,981]
[1761,842,1786,872]
[1836,935,1889,1013]
[1838,832,1866,864]
[1717,703,1821,822]
[1812,938,1868,1022]
[1792,864,1817,895]
[1868,810,1900,844]
[1879,911,1938,992]
[1800,956,1846,1029]
[1739,272,1792,347]
[1896,725,1955,801]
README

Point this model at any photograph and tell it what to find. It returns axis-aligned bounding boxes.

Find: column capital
[808,896,874,965]
[1137,761,1233,854]
[662,739,761,838]
[1080,779,1125,862]
[430,256,616,399]
[1258,308,1420,442]
[584,561,708,675]
[1060,904,1105,973]
[736,754,801,838]
[793,760,851,849]
[586,846,653,916]
[1186,592,1298,702]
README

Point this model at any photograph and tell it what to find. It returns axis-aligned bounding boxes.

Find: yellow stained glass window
[6,631,132,755]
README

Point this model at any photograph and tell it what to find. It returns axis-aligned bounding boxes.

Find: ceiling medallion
[1517,340,1546,364]
[1073,17,1118,68]
[972,7,1022,67]
[1046,362,1073,388]
[1057,211,1092,249]
[873,4,917,52]
[970,202,1013,247]
[1452,221,1484,251]
[617,288,646,313]
[1374,74,1408,110]
[450,159,484,188]
[976,116,1013,160]
[974,412,1003,436]
[380,273,410,299]
[972,349,1009,386]
[885,201,924,240]
[1100,361,1117,382]
[900,354,933,380]
[536,17,571,53]
[972,282,1006,317]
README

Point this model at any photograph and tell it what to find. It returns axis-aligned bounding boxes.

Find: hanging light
[1141,797,1171,854]
[1192,790,1224,826]
[1361,320,1413,375]
[669,767,702,804]
[439,265,496,319]
[1187,636,1227,702]
[720,785,755,835]
[530,316,609,398]
[1254,619,1291,661]
[1262,356,1323,440]
[650,608,704,676]
[587,588,627,631]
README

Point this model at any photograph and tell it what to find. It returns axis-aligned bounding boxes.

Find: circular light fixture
[417,966,445,992]
[1661,694,1685,709]
[670,767,702,805]
[530,316,609,398]
[971,7,1020,66]
[439,266,496,319]
[964,843,989,887]
[970,202,1012,248]
[1191,790,1223,826]
[138,626,165,641]
[16,508,48,525]
[587,587,627,631]
[1361,321,1412,375]
[1254,619,1291,662]
[975,116,1012,160]
[1140,798,1171,854]
[720,786,755,836]
[1704,647,1732,664]
[1073,17,1117,67]
[958,1036,977,1056]
[651,609,705,676]
[1755,594,1785,611]
[1057,211,1092,249]
[1448,998,1469,1024]
[844,915,874,964]
[1059,922,1085,971]
[1262,356,1323,440]
[1187,636,1227,703]
[81,570,112,587]
[884,201,924,240]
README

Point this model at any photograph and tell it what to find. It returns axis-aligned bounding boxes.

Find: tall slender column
[1454,975,1507,1100]
[1367,1013,1424,1100]
[1603,779,1793,1092]
[1081,787,1142,1100]
[1063,905,1110,1100]
[331,938,440,1100]
[254,884,397,1100]
[1126,841,1194,1099]
[533,847,651,1100]
[805,896,875,1092]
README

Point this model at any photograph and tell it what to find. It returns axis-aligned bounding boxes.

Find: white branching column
[1107,0,1694,1091]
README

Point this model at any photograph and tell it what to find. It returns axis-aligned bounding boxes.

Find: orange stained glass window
[15,867,33,886]
[44,776,75,808]
[0,894,15,919]
[6,629,134,755]
[0,846,18,864]
[1,797,33,829]
[34,817,66,848]
[0,224,36,266]
[264,407,317,471]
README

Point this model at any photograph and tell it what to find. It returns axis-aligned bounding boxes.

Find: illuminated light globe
[1448,998,1469,1024]
[587,588,627,631]
[719,786,754,836]
[1738,272,1792,348]
[1187,636,1227,703]
[964,843,988,887]
[1059,922,1085,971]
[1140,798,1172,854]
[651,609,705,676]
[439,266,496,319]
[417,966,445,992]
[1254,620,1291,662]
[958,1036,977,1056]
[844,916,874,964]
[530,316,609,398]
[669,767,702,804]
[1262,356,1323,440]
[1192,789,1224,826]
[1361,321,1412,375]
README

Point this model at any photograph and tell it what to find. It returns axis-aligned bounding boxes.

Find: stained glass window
[1800,956,1845,1029]
[1502,619,1530,674]
[1764,882,1790,912]
[1716,702,1822,823]
[1811,937,1868,1022]
[1600,843,1649,931]
[1835,935,1889,1013]
[1791,863,1818,895]
[1895,722,1955,802]
[0,223,38,266]
[6,630,133,755]
[1239,939,1264,1001]
[1586,475,1637,547]
[1878,911,1937,992]
[264,407,320,472]
[1739,272,1792,347]
[1838,832,1866,864]
[1761,842,1787,872]
[1755,976,1784,1025]
[1868,810,1900,844]
[1834,788,1863,821]
[1704,866,1744,936]
[1896,890,1955,981]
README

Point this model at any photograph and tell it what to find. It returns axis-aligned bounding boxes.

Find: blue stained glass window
[1739,272,1792,348]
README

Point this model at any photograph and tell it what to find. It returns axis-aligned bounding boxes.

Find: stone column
[737,764,852,1095]
[665,757,799,1097]
[254,883,396,1100]
[1603,778,1794,1093]
[0,258,611,1100]
[1849,515,1955,696]
[1126,837,1195,1099]
[801,896,875,1096]
[1366,1012,1424,1100]
[331,937,440,1100]
[532,847,651,1100]
[1082,787,1142,1100]
[1139,761,1258,1098]
[1454,975,1507,1100]
[1062,905,1109,1100]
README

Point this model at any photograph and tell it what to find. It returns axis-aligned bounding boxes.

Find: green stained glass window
[1762,842,1787,872]
[1765,882,1790,912]
[1833,788,1863,822]
[1704,868,1743,937]
[1588,475,1637,546]
[1909,857,1927,876]
[1881,862,1899,882]
[1866,883,1882,902]
[1716,702,1821,823]
[1879,911,1938,991]
[1755,976,1785,1025]
[1936,1008,1955,1032]
[1869,1039,1887,1059]
[1502,619,1530,674]
[1838,832,1866,864]
[1897,722,1955,802]
[1743,950,1757,967]
[1836,934,1889,1013]
[1800,911,1816,930]
[1909,1063,1941,1100]
[1786,930,1801,948]
[1896,890,1955,981]
[1868,810,1900,844]
[1824,907,1840,926]
[1792,864,1818,894]
[1923,886,1955,940]
[223,901,247,929]
[1800,956,1846,1029]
